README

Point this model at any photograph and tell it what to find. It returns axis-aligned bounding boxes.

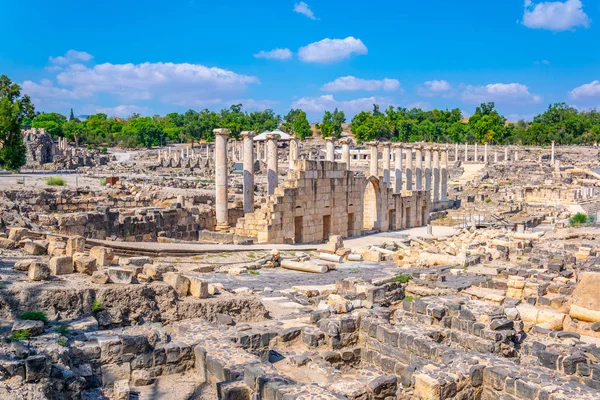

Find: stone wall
[235,159,430,244]
[21,128,54,167]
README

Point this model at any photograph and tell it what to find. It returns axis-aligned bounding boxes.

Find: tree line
[2,73,600,170]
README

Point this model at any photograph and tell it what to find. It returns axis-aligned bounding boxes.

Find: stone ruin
[21,128,54,167]
[2,133,600,399]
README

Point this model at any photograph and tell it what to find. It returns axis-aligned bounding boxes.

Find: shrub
[54,324,69,336]
[248,270,260,275]
[46,176,66,186]
[20,311,48,323]
[11,330,31,341]
[485,198,492,203]
[403,296,415,302]
[392,273,412,283]
[91,300,103,313]
[58,336,68,347]
[100,177,107,186]
[101,147,108,153]
[570,213,588,225]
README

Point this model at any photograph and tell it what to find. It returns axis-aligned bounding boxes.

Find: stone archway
[363,177,381,231]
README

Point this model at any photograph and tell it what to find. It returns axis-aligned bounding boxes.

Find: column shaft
[393,145,403,193]
[425,148,432,191]
[267,134,280,195]
[405,147,413,190]
[214,128,230,230]
[433,148,440,202]
[382,143,391,185]
[369,142,378,177]
[415,146,423,190]
[441,149,448,201]
[241,131,255,214]
[326,138,335,162]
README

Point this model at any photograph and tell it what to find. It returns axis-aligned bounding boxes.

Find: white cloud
[418,80,454,97]
[49,50,94,65]
[298,37,367,64]
[522,0,590,31]
[293,2,317,20]
[55,61,259,105]
[568,80,600,100]
[291,94,394,114]
[406,101,431,110]
[321,76,400,92]
[461,83,542,104]
[95,105,150,117]
[253,48,293,60]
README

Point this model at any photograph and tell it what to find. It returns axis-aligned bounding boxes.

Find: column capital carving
[240,130,256,139]
[266,133,281,141]
[213,128,231,137]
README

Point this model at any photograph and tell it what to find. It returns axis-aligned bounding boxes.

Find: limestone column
[289,136,299,170]
[266,134,280,195]
[241,131,256,214]
[424,147,432,192]
[551,141,555,164]
[455,143,459,162]
[405,145,413,190]
[382,142,391,185]
[464,143,468,161]
[433,147,440,202]
[441,148,448,201]
[415,145,423,190]
[214,128,230,231]
[368,141,378,177]
[504,147,508,162]
[514,150,519,161]
[474,143,478,163]
[484,143,488,163]
[393,144,403,193]
[340,138,351,170]
[494,150,498,163]
[326,137,335,162]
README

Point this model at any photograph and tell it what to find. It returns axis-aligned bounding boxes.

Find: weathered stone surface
[12,320,45,336]
[163,272,190,297]
[14,259,36,271]
[28,262,50,281]
[49,256,73,275]
[188,276,209,299]
[66,235,85,256]
[25,355,51,383]
[8,227,27,242]
[92,270,110,284]
[23,241,46,256]
[90,246,114,266]
[107,268,133,284]
[0,238,16,249]
[74,256,97,275]
[142,263,174,280]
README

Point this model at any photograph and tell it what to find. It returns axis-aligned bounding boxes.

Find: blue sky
[3,0,600,121]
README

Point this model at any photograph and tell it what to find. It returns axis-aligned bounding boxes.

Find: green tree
[468,102,507,144]
[292,111,312,140]
[31,112,67,138]
[0,75,35,170]
[117,117,163,148]
[69,108,75,121]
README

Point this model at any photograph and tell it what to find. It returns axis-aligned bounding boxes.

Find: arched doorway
[363,178,381,230]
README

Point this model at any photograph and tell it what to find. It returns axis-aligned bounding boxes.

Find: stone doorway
[363,178,381,231]
[389,210,396,231]
[347,213,355,237]
[294,216,303,243]
[322,215,331,240]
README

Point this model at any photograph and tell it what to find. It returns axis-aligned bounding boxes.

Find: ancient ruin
[2,132,600,400]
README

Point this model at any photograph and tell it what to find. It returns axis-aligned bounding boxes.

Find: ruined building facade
[22,128,54,167]
[235,159,430,244]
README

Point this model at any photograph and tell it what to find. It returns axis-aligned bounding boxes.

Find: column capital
[213,128,231,137]
[339,137,352,145]
[325,137,336,143]
[381,141,392,148]
[240,130,256,139]
[391,143,403,149]
[266,133,281,141]
[366,141,379,148]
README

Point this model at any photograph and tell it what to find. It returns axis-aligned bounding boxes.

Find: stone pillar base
[215,222,230,232]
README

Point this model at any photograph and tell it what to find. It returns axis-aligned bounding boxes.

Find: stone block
[89,246,114,267]
[8,227,27,242]
[142,263,174,279]
[107,268,133,284]
[163,272,190,297]
[13,259,35,271]
[74,256,97,275]
[66,236,85,256]
[101,363,131,389]
[113,379,130,400]
[28,262,50,281]
[49,256,73,275]
[47,240,66,256]
[12,320,45,336]
[92,270,110,284]
[414,374,441,400]
[0,238,16,249]
[187,276,209,299]
[25,355,51,383]
[24,241,46,256]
